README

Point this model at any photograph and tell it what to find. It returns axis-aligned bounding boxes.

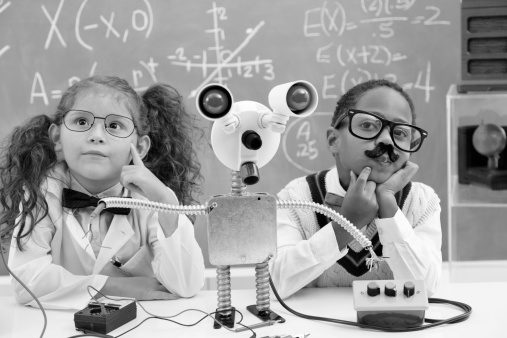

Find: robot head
[196,81,318,185]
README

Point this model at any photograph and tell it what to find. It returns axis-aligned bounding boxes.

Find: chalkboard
[0,0,460,268]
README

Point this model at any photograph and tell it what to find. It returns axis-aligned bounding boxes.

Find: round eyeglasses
[63,110,136,138]
[334,109,428,153]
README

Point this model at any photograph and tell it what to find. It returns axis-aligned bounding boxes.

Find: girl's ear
[135,135,151,160]
[327,127,341,154]
[48,124,62,152]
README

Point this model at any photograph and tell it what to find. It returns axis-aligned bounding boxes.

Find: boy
[270,79,442,299]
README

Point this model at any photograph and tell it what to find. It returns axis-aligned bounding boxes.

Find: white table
[0,282,502,337]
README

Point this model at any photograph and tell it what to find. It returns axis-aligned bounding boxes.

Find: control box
[74,296,137,334]
[352,280,428,328]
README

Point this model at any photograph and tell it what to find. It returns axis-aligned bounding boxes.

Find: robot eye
[287,85,311,113]
[202,89,230,116]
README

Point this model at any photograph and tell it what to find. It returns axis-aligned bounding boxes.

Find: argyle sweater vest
[304,170,411,286]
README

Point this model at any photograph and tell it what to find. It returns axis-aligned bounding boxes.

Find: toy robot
[194,81,318,328]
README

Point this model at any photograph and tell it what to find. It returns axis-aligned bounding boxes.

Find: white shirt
[8,163,205,310]
[269,167,442,299]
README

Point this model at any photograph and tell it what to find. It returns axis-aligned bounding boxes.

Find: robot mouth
[240,162,260,185]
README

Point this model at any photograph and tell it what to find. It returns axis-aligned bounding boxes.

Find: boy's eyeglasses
[333,109,428,153]
[63,110,137,138]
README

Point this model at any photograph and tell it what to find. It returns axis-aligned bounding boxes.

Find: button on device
[367,282,380,296]
[403,281,415,297]
[385,282,397,297]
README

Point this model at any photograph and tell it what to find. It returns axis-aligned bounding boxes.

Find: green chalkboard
[0,0,460,268]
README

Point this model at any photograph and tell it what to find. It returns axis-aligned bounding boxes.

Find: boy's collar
[326,167,347,197]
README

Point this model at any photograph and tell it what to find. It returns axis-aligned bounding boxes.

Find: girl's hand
[121,144,177,204]
[340,167,378,228]
[100,276,179,301]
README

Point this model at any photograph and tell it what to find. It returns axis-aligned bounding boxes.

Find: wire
[84,286,257,338]
[0,239,48,338]
[269,277,472,332]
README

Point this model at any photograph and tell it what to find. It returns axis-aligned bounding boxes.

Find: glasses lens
[350,112,383,138]
[105,115,135,137]
[350,111,424,152]
[64,110,94,132]
[392,125,422,152]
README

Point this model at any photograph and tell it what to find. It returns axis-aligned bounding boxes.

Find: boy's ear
[135,135,151,160]
[48,124,62,152]
[327,127,341,154]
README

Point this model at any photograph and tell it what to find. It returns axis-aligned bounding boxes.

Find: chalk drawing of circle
[282,112,334,174]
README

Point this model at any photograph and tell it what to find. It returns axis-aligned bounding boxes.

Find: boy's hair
[331,79,416,128]
[0,75,203,250]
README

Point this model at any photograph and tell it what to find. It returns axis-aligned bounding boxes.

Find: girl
[270,79,442,299]
[0,75,205,310]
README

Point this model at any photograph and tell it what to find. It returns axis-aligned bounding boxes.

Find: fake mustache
[364,143,399,163]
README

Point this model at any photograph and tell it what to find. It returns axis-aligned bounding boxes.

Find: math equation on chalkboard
[0,0,458,176]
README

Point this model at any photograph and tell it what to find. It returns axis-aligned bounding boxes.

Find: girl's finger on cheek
[130,144,145,166]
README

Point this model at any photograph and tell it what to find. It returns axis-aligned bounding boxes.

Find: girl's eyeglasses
[333,109,428,153]
[63,110,136,138]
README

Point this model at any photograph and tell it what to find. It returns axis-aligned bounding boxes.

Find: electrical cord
[0,239,48,338]
[269,277,472,332]
[81,286,257,338]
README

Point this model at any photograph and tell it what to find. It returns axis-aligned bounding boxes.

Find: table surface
[0,281,502,337]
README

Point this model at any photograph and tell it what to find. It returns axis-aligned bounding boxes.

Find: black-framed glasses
[63,110,137,138]
[334,109,428,153]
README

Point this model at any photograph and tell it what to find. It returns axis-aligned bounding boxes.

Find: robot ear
[195,84,234,121]
[268,81,318,118]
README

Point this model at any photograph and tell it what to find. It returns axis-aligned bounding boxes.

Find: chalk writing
[167,2,275,98]
[41,0,154,51]
[281,0,447,172]
[304,1,450,39]
[0,0,456,180]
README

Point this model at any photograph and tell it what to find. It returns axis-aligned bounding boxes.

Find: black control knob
[385,282,397,297]
[367,282,380,297]
[403,281,415,298]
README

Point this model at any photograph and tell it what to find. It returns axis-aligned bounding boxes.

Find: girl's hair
[141,83,204,214]
[0,75,203,250]
[331,79,416,128]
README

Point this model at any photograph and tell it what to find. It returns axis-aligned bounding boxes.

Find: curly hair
[141,83,204,219]
[331,79,416,128]
[0,76,204,250]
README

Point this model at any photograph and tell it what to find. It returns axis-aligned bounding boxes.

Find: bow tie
[62,188,130,215]
[324,192,344,212]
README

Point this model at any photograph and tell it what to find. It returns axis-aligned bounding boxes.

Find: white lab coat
[8,163,205,310]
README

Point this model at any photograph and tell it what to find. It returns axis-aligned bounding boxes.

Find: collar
[326,167,347,198]
[69,175,125,199]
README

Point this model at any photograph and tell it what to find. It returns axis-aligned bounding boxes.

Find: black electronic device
[458,0,507,93]
[74,297,137,334]
[458,125,507,190]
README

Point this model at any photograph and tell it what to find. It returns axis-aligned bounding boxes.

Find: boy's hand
[376,161,419,197]
[340,167,378,228]
[375,161,418,218]
[121,144,177,204]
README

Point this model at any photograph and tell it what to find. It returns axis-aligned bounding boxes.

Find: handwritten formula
[0,0,458,185]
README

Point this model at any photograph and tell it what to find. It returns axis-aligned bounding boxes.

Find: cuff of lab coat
[157,214,192,242]
[376,210,413,244]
